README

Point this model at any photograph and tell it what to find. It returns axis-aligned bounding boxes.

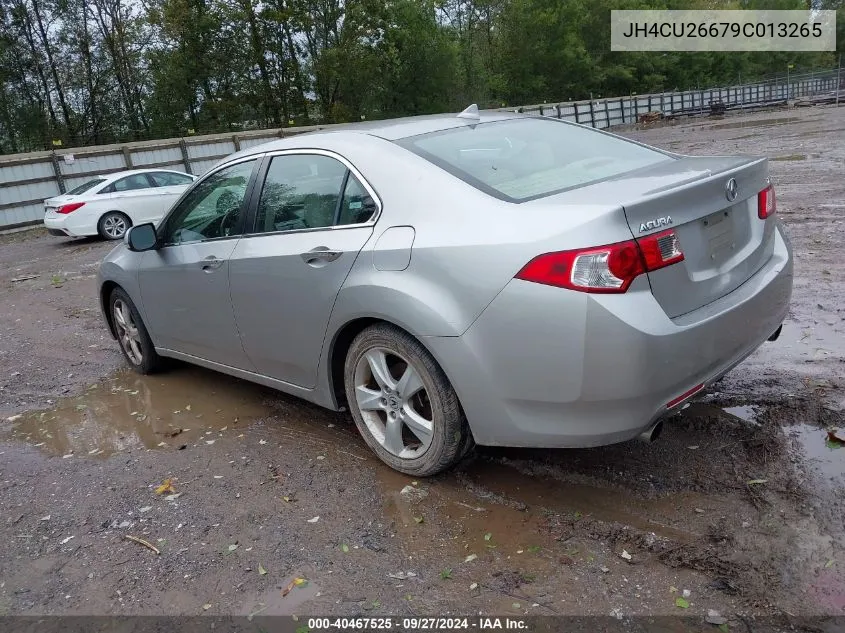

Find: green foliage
[0,0,842,153]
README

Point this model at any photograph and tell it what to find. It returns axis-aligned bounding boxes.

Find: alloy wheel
[103,214,127,238]
[113,299,143,364]
[353,347,434,459]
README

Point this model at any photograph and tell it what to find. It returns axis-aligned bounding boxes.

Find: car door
[137,157,260,368]
[228,151,379,388]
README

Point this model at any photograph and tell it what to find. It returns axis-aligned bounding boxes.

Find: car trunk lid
[618,156,772,317]
[538,155,775,317]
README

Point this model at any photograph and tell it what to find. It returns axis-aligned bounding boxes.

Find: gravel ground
[0,105,843,625]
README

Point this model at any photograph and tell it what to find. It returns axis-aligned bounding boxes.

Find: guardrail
[1,67,842,231]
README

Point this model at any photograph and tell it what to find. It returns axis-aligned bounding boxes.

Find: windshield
[66,178,106,195]
[400,118,672,202]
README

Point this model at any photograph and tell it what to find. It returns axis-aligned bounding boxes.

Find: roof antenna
[456,104,480,121]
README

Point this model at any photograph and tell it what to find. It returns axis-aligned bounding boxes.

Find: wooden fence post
[588,99,596,127]
[179,139,192,174]
[50,151,65,194]
[122,146,133,168]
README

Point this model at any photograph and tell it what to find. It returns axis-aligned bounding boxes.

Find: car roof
[223,110,527,165]
[99,168,193,182]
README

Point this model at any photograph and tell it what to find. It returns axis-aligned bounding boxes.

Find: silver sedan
[97,108,793,475]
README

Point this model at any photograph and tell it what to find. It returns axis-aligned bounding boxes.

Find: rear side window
[149,172,194,187]
[66,179,105,195]
[100,173,153,193]
[400,118,671,202]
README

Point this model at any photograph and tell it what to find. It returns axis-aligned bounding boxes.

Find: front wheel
[344,323,471,476]
[109,288,162,374]
[98,211,131,240]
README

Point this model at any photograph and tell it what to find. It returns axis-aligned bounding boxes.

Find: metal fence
[1,67,842,231]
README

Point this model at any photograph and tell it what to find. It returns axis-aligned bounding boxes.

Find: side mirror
[125,223,158,252]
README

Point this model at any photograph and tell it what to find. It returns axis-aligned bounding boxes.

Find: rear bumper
[43,214,90,237]
[425,224,793,448]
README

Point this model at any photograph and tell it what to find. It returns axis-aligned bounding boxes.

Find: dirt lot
[0,105,843,627]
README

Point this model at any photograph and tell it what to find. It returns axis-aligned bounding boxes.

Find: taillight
[516,229,685,294]
[57,202,85,214]
[757,184,775,219]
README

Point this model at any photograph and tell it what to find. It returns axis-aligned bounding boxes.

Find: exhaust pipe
[767,324,782,342]
[638,420,664,443]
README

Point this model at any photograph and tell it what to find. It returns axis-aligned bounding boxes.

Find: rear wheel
[98,211,131,240]
[109,288,162,374]
[344,323,471,476]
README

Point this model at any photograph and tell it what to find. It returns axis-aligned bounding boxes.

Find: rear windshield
[400,118,672,202]
[66,178,106,195]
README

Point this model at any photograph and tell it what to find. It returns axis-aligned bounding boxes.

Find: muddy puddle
[4,367,275,456]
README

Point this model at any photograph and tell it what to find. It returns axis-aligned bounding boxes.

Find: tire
[98,211,132,240]
[109,287,162,374]
[344,323,470,476]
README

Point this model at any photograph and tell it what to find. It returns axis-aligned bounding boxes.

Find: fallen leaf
[675,597,690,609]
[620,549,632,561]
[227,544,238,552]
[512,602,521,609]
[516,549,524,554]
[825,559,835,568]
[282,496,294,503]
[827,428,844,446]
[259,440,268,445]
[60,536,75,545]
[464,553,478,563]
[413,516,424,524]
[258,563,268,576]
[282,578,308,598]
[139,506,152,513]
[484,532,492,541]
[307,516,319,523]
[155,479,175,495]
[205,440,215,445]
[202,604,212,611]
[62,453,73,459]
[746,479,768,485]
[341,544,349,553]
[470,582,478,590]
[185,405,192,411]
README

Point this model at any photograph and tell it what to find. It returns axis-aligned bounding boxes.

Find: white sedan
[43,168,196,240]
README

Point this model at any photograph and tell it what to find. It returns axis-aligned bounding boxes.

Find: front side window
[67,179,105,195]
[161,159,257,245]
[400,118,672,202]
[103,173,153,193]
[150,172,194,187]
[254,154,347,233]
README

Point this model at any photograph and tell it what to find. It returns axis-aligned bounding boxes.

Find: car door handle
[300,247,343,264]
[200,256,225,271]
